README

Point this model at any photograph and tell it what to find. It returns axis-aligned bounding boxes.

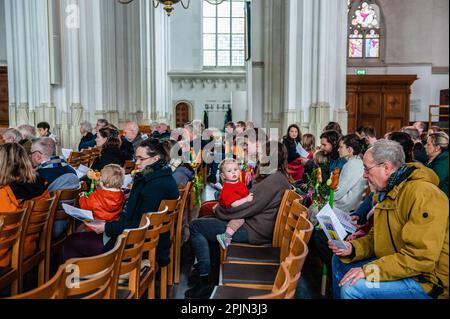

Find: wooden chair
[123,160,136,175]
[110,217,150,299]
[272,189,302,247]
[64,235,126,299]
[174,181,192,284]
[80,148,92,167]
[67,151,82,169]
[7,265,67,299]
[88,147,101,166]
[17,197,57,292]
[0,217,3,232]
[211,261,291,299]
[0,208,28,295]
[139,208,165,299]
[46,188,82,281]
[222,194,306,265]
[220,232,308,291]
[158,199,180,298]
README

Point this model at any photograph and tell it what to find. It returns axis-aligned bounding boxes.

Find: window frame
[347,0,386,67]
[202,0,246,70]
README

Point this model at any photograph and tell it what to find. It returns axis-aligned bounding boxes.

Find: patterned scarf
[37,156,70,170]
[377,165,416,203]
[137,159,169,178]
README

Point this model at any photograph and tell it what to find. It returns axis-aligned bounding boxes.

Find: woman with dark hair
[333,134,367,213]
[90,127,126,171]
[283,124,309,181]
[425,132,449,195]
[63,138,180,266]
[185,141,292,299]
[386,132,415,164]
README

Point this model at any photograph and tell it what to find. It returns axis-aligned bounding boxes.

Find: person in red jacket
[216,158,254,249]
[79,164,125,223]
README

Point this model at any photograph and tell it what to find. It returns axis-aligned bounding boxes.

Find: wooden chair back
[174,182,192,284]
[123,160,136,175]
[279,199,310,261]
[7,265,67,299]
[80,148,92,167]
[0,208,28,295]
[46,188,82,280]
[67,151,82,169]
[18,197,57,291]
[140,207,167,299]
[248,262,290,299]
[272,190,301,247]
[65,235,126,299]
[110,217,150,299]
[284,233,309,299]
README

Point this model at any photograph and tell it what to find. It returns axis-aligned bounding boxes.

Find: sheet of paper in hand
[62,203,94,223]
[316,204,348,250]
[122,174,133,189]
[62,148,73,160]
[296,143,310,159]
[76,164,89,179]
[332,207,357,234]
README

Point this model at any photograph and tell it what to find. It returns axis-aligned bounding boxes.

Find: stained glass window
[348,1,383,60]
[203,0,245,68]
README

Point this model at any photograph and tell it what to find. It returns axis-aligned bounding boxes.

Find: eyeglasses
[363,163,384,173]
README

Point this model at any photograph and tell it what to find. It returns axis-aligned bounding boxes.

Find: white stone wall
[0,0,6,65]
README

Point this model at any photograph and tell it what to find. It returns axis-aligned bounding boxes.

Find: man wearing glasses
[330,139,448,299]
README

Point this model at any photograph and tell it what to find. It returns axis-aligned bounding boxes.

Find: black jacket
[104,160,180,266]
[90,147,126,172]
[283,138,300,163]
[78,133,96,151]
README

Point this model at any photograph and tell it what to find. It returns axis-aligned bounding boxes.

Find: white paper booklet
[122,174,133,189]
[296,143,310,159]
[62,203,94,223]
[333,207,357,234]
[75,164,89,179]
[62,148,73,160]
[316,204,349,250]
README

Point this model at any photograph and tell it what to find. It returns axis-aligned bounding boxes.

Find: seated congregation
[0,119,448,300]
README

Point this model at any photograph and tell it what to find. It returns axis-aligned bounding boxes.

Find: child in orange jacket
[79,164,125,223]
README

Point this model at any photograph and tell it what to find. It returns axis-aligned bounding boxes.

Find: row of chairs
[0,181,192,299]
[211,190,313,299]
[67,147,101,169]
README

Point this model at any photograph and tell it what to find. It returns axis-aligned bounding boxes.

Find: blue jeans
[332,255,431,299]
[190,217,249,276]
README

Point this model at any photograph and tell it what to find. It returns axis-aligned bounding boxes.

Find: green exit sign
[356,69,367,75]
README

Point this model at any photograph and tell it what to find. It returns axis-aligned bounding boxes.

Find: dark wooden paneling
[0,66,8,127]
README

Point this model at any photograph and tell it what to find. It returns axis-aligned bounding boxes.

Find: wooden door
[175,103,190,128]
[0,67,8,127]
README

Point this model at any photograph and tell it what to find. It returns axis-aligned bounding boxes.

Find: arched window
[347,0,384,63]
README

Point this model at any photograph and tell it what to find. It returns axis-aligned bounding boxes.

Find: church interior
[0,0,448,302]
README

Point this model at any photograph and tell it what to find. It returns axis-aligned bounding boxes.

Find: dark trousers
[62,231,104,262]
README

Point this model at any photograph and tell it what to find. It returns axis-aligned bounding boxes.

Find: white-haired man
[330,139,448,299]
[2,128,23,144]
[17,124,36,155]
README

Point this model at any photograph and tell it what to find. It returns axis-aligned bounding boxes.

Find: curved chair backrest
[64,235,126,299]
[285,233,309,299]
[280,199,309,261]
[110,217,151,299]
[273,190,302,247]
[248,262,290,299]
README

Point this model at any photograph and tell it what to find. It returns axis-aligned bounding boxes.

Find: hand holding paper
[295,142,310,159]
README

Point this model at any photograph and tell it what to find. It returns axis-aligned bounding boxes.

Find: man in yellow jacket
[330,139,449,299]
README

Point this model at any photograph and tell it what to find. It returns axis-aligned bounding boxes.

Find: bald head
[123,121,140,142]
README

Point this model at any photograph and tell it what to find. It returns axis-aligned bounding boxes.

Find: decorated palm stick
[327,168,340,208]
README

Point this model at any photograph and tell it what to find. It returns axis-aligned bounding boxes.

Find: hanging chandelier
[118,0,227,17]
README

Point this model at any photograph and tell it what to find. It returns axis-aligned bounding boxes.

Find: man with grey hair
[78,120,96,151]
[122,121,148,156]
[31,137,79,192]
[402,126,428,165]
[17,125,36,155]
[152,122,171,140]
[330,139,448,299]
[2,128,23,144]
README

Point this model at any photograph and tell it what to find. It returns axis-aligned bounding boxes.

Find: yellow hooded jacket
[342,163,449,299]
